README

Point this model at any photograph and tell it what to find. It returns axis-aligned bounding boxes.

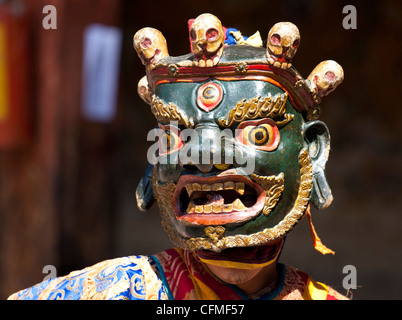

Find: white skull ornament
[266,22,300,69]
[308,60,344,98]
[137,76,152,105]
[189,13,225,67]
[133,27,169,69]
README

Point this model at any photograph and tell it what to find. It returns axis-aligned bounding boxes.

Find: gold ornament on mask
[150,96,194,128]
[219,93,290,128]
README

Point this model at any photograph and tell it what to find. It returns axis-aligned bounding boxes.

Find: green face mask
[134,14,344,252]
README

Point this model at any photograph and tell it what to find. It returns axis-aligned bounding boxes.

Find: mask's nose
[179,124,230,174]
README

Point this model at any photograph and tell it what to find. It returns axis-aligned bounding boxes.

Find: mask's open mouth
[173,175,266,225]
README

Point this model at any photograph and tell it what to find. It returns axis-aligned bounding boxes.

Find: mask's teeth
[212,183,223,191]
[198,59,206,67]
[184,181,248,214]
[186,185,193,197]
[203,204,212,213]
[185,181,245,194]
[212,204,222,213]
[186,199,247,214]
[223,181,235,190]
[233,198,247,210]
[186,202,195,213]
[235,182,245,195]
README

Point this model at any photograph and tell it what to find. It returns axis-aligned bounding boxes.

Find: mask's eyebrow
[218,92,293,128]
[151,95,194,128]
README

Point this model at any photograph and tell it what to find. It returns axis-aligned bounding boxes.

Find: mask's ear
[302,120,333,209]
[136,164,155,211]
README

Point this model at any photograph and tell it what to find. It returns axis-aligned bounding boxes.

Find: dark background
[0,0,401,300]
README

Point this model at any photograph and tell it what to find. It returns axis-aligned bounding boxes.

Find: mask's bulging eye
[248,126,270,146]
[158,126,183,155]
[236,119,280,151]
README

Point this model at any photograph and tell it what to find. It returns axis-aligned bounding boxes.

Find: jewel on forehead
[196,82,223,112]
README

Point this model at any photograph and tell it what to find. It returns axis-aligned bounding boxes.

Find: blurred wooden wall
[0,0,122,299]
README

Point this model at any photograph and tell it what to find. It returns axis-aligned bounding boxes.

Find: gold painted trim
[205,226,226,243]
[151,95,194,128]
[251,172,285,216]
[276,113,294,127]
[218,93,288,128]
[234,61,248,74]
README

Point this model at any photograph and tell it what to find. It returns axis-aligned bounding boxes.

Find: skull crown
[188,13,225,67]
[307,61,345,99]
[133,13,344,111]
[266,22,300,69]
[133,27,169,69]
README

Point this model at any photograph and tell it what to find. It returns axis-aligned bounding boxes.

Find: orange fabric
[305,205,335,255]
